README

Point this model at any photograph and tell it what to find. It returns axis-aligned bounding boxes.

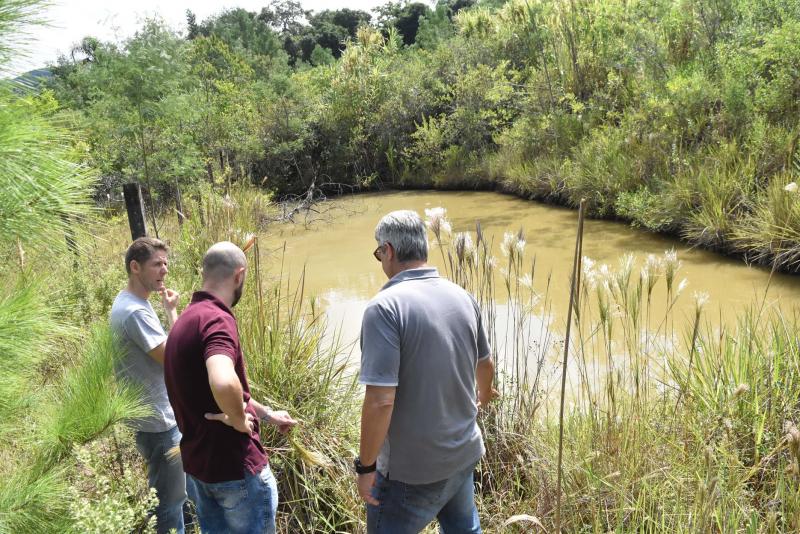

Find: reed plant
[424,205,800,532]
[156,186,362,533]
[734,174,800,271]
[5,181,799,532]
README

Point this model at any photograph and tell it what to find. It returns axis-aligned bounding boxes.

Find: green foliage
[0,281,60,420]
[750,21,800,124]
[0,0,42,71]
[196,8,284,59]
[12,0,800,525]
[680,143,757,251]
[565,127,640,215]
[0,88,95,254]
[414,2,455,50]
[69,435,157,534]
[187,34,265,183]
[0,3,152,531]
[38,0,800,268]
[38,327,148,465]
[0,467,72,534]
[734,174,800,270]
[309,43,334,66]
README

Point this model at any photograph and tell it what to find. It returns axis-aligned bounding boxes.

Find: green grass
[3,185,800,532]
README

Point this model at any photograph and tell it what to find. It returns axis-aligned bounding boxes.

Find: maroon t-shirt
[164,291,267,483]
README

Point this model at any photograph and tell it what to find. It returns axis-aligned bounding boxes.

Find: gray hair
[374,210,428,262]
[203,241,247,281]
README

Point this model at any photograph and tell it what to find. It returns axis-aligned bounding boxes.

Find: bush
[69,433,157,534]
[733,173,800,270]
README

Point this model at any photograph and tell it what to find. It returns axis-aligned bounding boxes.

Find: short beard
[231,279,244,307]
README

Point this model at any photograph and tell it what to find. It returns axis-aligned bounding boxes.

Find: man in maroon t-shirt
[164,241,297,534]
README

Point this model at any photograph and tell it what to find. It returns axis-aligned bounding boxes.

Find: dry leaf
[503,513,545,531]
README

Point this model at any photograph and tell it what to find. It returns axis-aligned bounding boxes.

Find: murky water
[262,190,799,394]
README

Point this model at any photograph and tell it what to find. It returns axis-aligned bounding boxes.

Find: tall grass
[425,206,800,532]
[165,187,362,533]
[8,184,798,532]
[734,174,800,270]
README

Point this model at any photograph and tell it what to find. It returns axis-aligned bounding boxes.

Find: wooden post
[123,182,147,240]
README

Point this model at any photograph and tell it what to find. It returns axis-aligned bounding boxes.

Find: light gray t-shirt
[110,290,176,433]
[360,267,491,484]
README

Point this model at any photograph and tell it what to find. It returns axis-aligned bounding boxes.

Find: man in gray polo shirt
[111,237,186,534]
[355,210,497,534]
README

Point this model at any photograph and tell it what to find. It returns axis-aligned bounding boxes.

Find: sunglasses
[373,242,390,261]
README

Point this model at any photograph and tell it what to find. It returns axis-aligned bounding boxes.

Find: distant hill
[12,68,53,91]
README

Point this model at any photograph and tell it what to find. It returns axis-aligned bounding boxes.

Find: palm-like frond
[0,0,44,74]
[0,93,95,255]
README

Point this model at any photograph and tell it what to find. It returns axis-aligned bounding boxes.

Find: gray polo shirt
[360,267,491,484]
[110,290,176,433]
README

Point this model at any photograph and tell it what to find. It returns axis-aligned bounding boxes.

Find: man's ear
[129,259,141,274]
[235,266,247,284]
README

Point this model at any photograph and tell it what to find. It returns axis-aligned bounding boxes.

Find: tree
[186,9,199,39]
[306,9,372,57]
[415,1,456,50]
[187,35,263,183]
[198,8,284,59]
[310,43,335,66]
[395,3,432,46]
[329,8,372,37]
[374,1,432,46]
[52,19,201,234]
[258,0,309,35]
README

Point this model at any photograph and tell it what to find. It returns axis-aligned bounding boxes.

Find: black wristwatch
[354,457,377,475]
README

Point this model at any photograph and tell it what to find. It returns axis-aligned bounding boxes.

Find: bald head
[202,241,247,282]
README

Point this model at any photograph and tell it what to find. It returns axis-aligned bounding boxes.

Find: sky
[11,0,426,75]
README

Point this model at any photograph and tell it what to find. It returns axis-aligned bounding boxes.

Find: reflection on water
[263,190,800,393]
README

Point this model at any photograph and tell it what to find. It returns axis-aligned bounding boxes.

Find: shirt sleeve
[202,314,238,362]
[124,309,167,354]
[472,296,491,361]
[359,301,401,387]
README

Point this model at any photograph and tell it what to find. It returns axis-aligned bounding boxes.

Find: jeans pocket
[401,478,448,511]
[209,479,249,511]
[374,472,387,496]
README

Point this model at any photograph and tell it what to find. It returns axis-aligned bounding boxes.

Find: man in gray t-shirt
[110,237,186,534]
[356,210,497,534]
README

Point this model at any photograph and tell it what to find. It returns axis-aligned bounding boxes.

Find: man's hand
[262,410,299,434]
[476,357,496,410]
[161,288,179,311]
[160,288,179,328]
[357,472,379,506]
[205,409,255,434]
[478,387,500,409]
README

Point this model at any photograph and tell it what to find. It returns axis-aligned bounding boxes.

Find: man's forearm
[165,308,178,329]
[477,357,495,402]
[359,387,395,465]
[249,398,271,419]
[209,375,247,423]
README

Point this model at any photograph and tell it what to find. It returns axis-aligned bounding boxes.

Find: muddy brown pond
[262,191,800,404]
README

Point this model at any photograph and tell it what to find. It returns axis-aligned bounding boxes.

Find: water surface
[262,191,799,392]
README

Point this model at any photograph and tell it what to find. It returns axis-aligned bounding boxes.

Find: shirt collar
[191,290,234,316]
[381,267,440,291]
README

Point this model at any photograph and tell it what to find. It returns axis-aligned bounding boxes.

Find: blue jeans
[186,464,278,534]
[367,463,481,534]
[135,426,187,534]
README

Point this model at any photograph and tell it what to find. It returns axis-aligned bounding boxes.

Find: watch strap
[354,457,377,474]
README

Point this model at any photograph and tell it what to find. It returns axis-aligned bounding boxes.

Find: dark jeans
[186,464,278,534]
[135,426,187,534]
[367,463,481,534]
